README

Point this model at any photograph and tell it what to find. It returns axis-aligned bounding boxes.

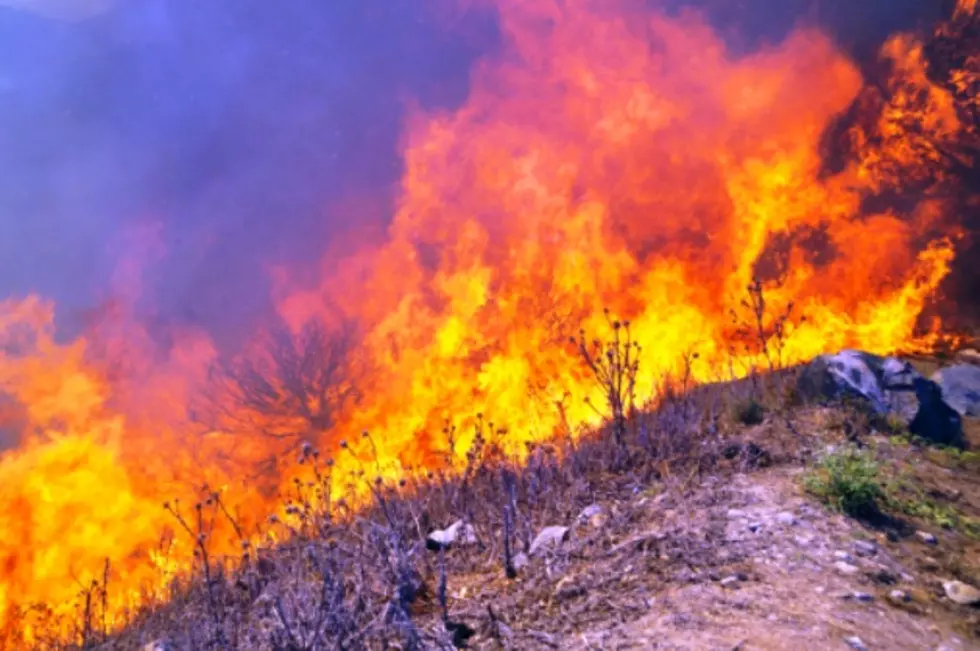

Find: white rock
[943,580,980,605]
[844,636,869,651]
[854,541,877,556]
[835,551,854,563]
[916,531,938,545]
[852,592,874,602]
[776,511,797,526]
[578,504,603,520]
[888,589,911,604]
[143,643,172,651]
[578,504,608,529]
[529,526,570,556]
[835,561,860,576]
[426,520,477,551]
[720,575,740,588]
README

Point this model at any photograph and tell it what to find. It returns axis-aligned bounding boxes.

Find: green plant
[883,476,980,540]
[890,432,913,447]
[880,412,911,438]
[804,447,883,518]
[926,445,980,470]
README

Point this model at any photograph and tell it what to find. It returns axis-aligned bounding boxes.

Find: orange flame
[955,0,977,20]
[0,0,972,643]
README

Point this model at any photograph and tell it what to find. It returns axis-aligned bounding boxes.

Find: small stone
[727,509,747,519]
[916,531,938,545]
[835,551,854,563]
[720,575,740,588]
[844,636,869,651]
[870,568,898,585]
[921,556,941,571]
[854,541,877,557]
[426,520,477,551]
[512,553,529,572]
[794,535,813,547]
[529,526,570,556]
[578,504,609,529]
[900,573,916,584]
[143,643,172,651]
[554,576,586,600]
[578,504,603,521]
[943,580,980,605]
[852,592,874,603]
[835,561,860,576]
[748,521,764,533]
[776,511,797,526]
[888,589,911,604]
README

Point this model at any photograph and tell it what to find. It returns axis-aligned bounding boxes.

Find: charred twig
[572,309,641,448]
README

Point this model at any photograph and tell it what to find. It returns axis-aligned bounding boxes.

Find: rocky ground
[471,466,975,650]
[408,349,980,650]
[105,347,980,651]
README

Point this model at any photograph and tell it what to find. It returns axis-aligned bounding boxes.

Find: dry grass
[15,294,980,650]
[19,370,980,650]
[19,363,810,651]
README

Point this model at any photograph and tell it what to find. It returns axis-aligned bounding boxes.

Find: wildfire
[0,0,975,644]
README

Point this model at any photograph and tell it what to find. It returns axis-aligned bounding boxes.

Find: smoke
[672,0,952,61]
[0,0,113,21]
[0,0,499,345]
[0,0,958,347]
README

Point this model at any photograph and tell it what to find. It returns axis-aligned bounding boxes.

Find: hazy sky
[0,0,496,343]
[0,0,947,345]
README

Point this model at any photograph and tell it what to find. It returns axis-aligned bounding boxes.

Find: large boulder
[908,377,964,448]
[797,350,918,415]
[931,364,980,417]
[797,350,964,448]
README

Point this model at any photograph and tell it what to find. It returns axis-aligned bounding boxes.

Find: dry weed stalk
[572,309,641,448]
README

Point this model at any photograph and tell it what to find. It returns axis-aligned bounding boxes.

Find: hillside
[0,2,976,646]
[73,348,980,651]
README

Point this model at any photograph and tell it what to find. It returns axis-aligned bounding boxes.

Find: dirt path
[561,469,968,651]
